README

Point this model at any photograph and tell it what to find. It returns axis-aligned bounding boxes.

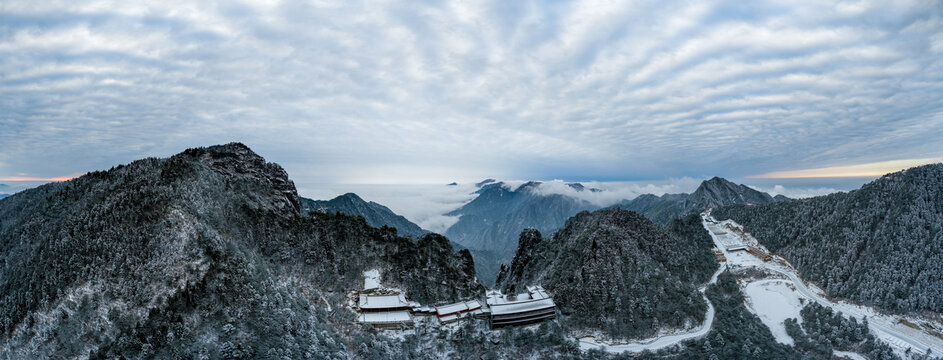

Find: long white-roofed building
[435,299,482,324]
[359,293,411,311]
[487,285,556,329]
[354,269,415,329]
[358,311,414,329]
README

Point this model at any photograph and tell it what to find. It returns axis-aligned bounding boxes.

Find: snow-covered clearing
[705,211,943,359]
[743,279,804,345]
[363,269,381,290]
[577,211,943,357]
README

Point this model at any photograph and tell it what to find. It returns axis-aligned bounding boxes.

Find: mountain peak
[476,178,497,187]
[614,176,776,224]
[179,142,272,177]
[693,176,773,209]
[699,176,737,188]
[338,192,364,201]
[516,181,542,192]
[174,143,300,214]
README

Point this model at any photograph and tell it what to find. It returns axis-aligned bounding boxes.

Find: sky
[2,0,943,196]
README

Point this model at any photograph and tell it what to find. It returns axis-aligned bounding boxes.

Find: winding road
[576,216,730,353]
[578,211,943,358]
[769,265,943,356]
[709,212,943,358]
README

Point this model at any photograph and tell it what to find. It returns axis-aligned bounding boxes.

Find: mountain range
[443,177,781,284]
[611,176,786,225]
[444,181,598,254]
[2,143,940,358]
[299,192,428,237]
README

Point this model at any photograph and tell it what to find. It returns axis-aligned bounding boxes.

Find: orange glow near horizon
[0,176,76,182]
[748,157,943,179]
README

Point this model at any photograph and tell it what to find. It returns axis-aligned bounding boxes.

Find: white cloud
[529,178,703,207]
[298,177,707,233]
[1,0,942,183]
[298,183,479,234]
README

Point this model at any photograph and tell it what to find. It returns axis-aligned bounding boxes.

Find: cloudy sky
[2,0,943,194]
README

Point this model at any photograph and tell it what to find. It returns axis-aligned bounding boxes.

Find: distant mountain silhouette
[300,192,427,237]
[612,177,782,224]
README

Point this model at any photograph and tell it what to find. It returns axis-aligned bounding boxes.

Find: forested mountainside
[294,193,507,286]
[0,143,482,358]
[712,163,943,315]
[495,209,717,340]
[445,181,598,254]
[299,193,427,237]
[614,177,781,224]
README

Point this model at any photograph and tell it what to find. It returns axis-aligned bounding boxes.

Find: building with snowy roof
[356,293,415,328]
[358,311,414,329]
[435,299,483,324]
[487,285,556,329]
[359,293,412,311]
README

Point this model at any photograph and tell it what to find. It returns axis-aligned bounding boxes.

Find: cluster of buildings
[353,269,556,330]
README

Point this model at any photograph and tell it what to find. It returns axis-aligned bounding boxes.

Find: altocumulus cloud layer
[2,0,943,184]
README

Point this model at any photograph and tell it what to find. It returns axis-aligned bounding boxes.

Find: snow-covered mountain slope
[713,163,943,315]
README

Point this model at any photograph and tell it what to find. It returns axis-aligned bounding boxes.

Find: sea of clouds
[298,177,852,234]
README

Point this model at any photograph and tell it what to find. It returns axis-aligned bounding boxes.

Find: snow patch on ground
[742,280,805,346]
[364,269,381,290]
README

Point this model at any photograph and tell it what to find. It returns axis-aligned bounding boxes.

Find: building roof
[360,293,410,309]
[438,313,460,323]
[464,300,482,310]
[436,302,469,316]
[487,285,551,306]
[528,286,550,299]
[490,298,555,316]
[358,311,412,324]
[491,312,555,327]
